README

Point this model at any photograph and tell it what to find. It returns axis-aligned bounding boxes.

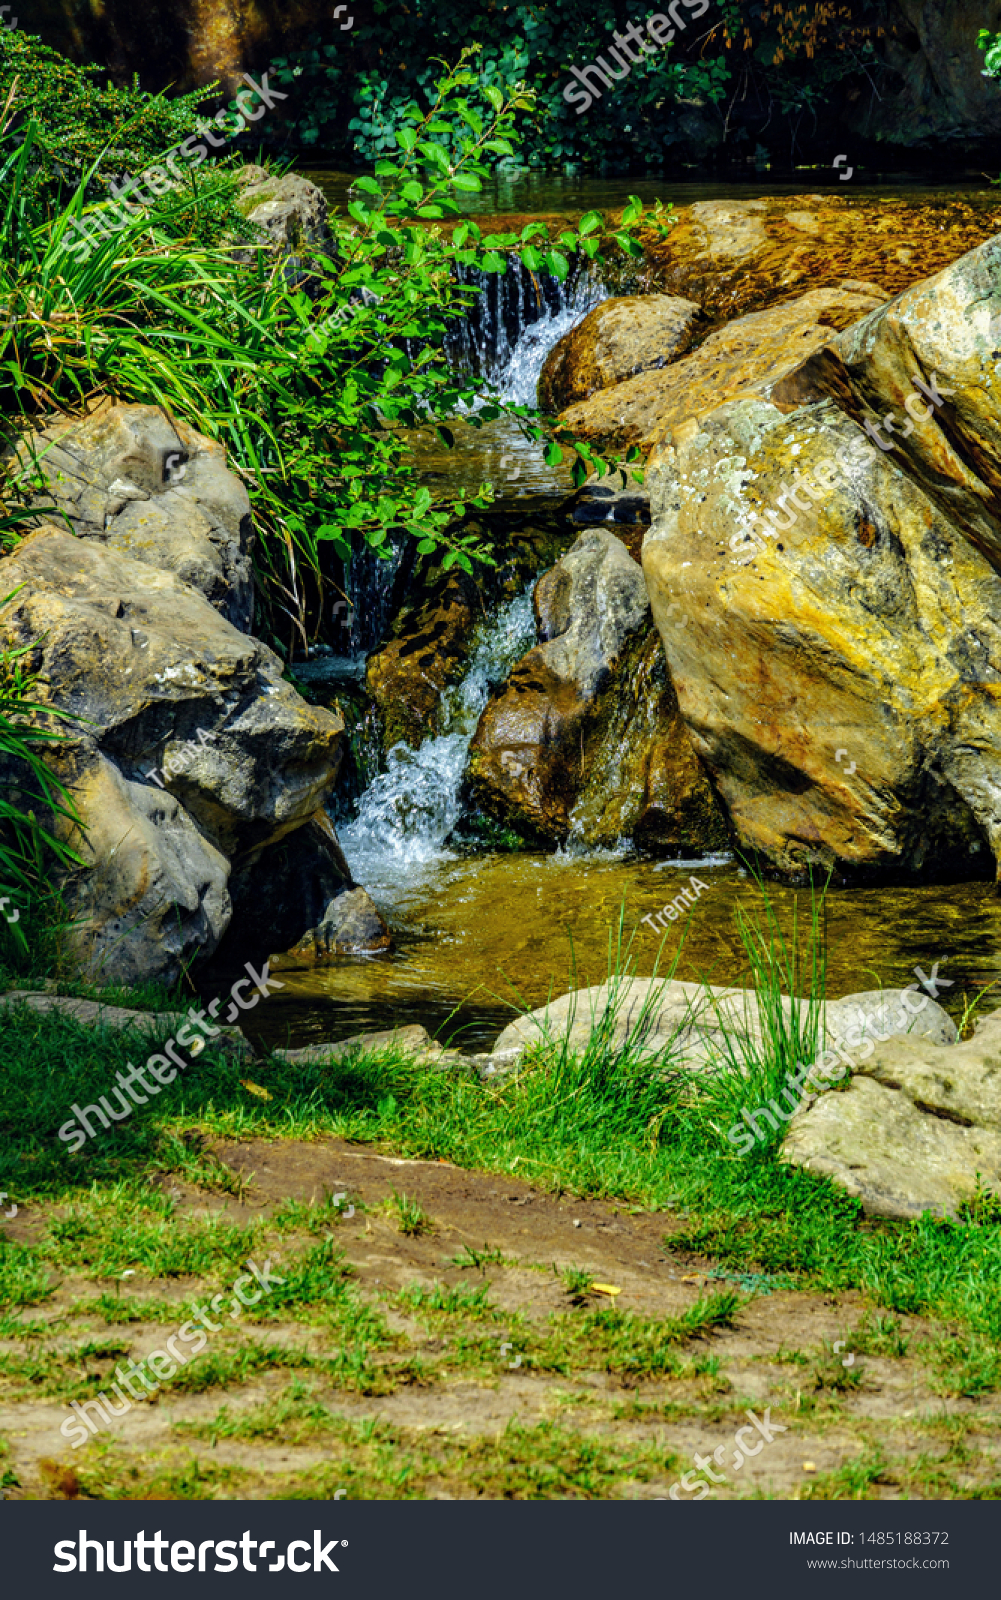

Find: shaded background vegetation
[14,0,1001,176]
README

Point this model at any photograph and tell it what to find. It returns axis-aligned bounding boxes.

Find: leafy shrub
[0,49,670,652]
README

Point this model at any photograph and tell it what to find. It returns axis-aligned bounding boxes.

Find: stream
[251,175,1001,1056]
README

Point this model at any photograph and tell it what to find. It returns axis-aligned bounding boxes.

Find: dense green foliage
[0,29,217,215]
[268,0,895,171]
[0,43,666,655]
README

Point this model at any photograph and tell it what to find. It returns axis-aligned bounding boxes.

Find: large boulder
[781,1008,1001,1220]
[0,526,351,982]
[641,387,1001,883]
[559,285,886,454]
[13,400,254,631]
[770,231,1001,572]
[538,293,702,414]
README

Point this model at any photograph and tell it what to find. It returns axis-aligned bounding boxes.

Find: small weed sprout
[392,1192,432,1237]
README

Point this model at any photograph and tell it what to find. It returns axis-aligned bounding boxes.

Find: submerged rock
[538,292,702,413]
[637,194,1001,325]
[781,1009,1001,1220]
[274,886,392,965]
[559,285,885,453]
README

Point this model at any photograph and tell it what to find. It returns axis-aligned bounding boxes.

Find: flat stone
[492,978,954,1067]
[781,1010,1001,1219]
[0,990,252,1056]
[273,1023,444,1067]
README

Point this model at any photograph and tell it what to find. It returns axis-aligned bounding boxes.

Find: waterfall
[445,256,606,401]
[339,586,537,884]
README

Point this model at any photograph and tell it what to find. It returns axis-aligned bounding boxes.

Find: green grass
[2,884,1000,1381]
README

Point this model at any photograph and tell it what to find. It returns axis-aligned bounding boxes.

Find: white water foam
[488,279,608,406]
[339,587,537,886]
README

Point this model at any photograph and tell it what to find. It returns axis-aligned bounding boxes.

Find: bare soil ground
[2,1137,999,1500]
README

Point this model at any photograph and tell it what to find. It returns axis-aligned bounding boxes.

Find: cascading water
[338,586,537,887]
[445,256,606,401]
[338,257,605,895]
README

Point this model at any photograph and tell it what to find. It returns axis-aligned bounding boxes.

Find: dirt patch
[2,1137,999,1501]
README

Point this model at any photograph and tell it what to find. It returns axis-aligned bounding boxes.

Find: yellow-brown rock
[469,529,727,852]
[769,231,1001,572]
[642,391,1001,882]
[538,293,702,414]
[559,285,885,455]
[634,194,1001,325]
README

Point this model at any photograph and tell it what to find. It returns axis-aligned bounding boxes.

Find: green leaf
[545,250,569,283]
[544,442,563,467]
[353,177,384,196]
[451,172,483,192]
[396,127,419,152]
[522,245,544,270]
[483,85,504,113]
[578,210,603,236]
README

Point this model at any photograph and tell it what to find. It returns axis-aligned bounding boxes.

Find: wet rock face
[559,285,885,454]
[14,400,254,632]
[568,628,730,855]
[468,529,727,851]
[638,194,1001,326]
[538,293,702,413]
[366,564,481,755]
[642,390,1000,883]
[0,525,347,983]
[365,512,574,754]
